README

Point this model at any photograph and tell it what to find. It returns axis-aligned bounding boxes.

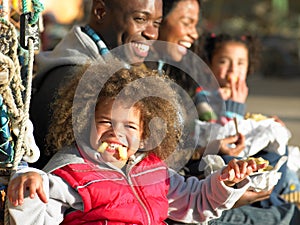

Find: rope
[12,38,34,170]
[0,0,43,223]
[21,0,28,14]
[3,37,34,225]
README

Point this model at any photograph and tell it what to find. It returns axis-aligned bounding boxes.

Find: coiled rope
[0,0,44,224]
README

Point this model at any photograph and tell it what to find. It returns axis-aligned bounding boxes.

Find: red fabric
[53,153,170,225]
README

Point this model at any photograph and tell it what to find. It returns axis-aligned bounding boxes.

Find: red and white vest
[52,153,170,225]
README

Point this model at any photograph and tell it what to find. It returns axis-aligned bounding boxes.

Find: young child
[194,33,260,124]
[191,33,300,208]
[7,62,262,224]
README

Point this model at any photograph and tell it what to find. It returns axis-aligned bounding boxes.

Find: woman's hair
[195,33,261,76]
[46,62,182,160]
[162,0,201,18]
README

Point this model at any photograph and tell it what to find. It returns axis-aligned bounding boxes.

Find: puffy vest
[52,153,170,225]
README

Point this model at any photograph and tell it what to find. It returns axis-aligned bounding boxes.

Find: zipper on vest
[127,171,152,225]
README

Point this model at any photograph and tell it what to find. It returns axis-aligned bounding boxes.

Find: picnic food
[227,75,238,83]
[97,142,128,160]
[97,142,109,153]
[245,112,268,121]
[246,157,273,172]
[118,146,128,160]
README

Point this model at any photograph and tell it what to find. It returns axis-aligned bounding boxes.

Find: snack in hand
[247,157,273,172]
[227,75,238,83]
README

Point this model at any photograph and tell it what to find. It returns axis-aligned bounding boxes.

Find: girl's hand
[219,158,264,187]
[219,133,245,156]
[8,172,48,206]
[230,78,248,103]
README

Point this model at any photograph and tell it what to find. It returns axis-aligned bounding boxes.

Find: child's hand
[230,78,248,103]
[8,172,48,206]
[219,133,245,156]
[219,158,263,187]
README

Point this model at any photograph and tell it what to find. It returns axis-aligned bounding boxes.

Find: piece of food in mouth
[227,75,238,83]
[97,142,109,153]
[118,146,128,160]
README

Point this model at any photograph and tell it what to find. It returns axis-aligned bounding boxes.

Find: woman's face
[90,97,143,166]
[210,41,249,88]
[158,0,199,61]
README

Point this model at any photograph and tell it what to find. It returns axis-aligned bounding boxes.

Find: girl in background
[192,32,300,209]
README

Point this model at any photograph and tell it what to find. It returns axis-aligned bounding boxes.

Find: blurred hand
[219,133,245,156]
[8,172,48,206]
[230,78,248,103]
[271,115,286,126]
[233,188,273,208]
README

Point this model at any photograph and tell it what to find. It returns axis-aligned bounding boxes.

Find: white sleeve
[167,168,250,223]
[8,169,83,225]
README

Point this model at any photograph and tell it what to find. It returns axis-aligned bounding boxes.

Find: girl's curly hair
[46,61,182,160]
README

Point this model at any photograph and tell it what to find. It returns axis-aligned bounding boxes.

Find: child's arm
[8,171,48,206]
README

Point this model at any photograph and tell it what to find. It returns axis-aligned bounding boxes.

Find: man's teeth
[179,41,191,48]
[132,43,149,52]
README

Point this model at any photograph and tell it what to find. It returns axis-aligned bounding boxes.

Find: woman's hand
[219,133,245,156]
[233,189,272,208]
[8,172,48,206]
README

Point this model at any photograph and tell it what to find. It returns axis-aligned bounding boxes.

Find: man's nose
[142,23,158,40]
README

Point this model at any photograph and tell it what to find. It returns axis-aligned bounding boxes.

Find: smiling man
[30,0,163,169]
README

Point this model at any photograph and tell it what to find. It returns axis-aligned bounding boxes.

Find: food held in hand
[247,157,273,172]
[227,75,238,83]
[97,142,108,153]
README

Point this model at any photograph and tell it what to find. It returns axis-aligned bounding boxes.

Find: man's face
[104,0,163,63]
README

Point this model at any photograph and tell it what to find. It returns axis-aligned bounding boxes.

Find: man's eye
[135,17,146,23]
[154,20,161,28]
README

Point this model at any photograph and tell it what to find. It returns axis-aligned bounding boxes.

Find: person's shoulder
[43,146,84,173]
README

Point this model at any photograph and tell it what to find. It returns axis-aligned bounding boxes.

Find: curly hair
[194,32,261,76]
[46,61,182,160]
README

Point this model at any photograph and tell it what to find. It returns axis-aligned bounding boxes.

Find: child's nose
[111,124,125,137]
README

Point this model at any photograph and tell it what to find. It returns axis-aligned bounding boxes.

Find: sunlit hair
[46,62,182,160]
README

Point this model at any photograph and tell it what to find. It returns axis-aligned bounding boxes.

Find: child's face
[90,97,143,164]
[210,41,249,88]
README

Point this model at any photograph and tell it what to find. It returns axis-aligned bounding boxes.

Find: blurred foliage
[200,0,300,77]
[201,0,300,37]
